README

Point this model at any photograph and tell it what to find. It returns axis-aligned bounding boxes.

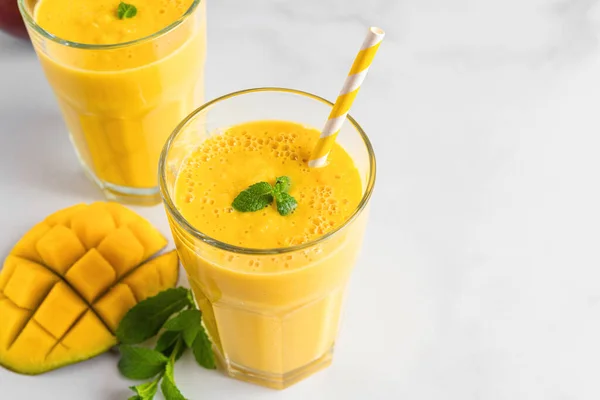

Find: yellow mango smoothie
[176,121,362,248]
[166,117,371,388]
[20,0,206,203]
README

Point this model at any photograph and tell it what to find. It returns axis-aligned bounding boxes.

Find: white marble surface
[2,0,600,398]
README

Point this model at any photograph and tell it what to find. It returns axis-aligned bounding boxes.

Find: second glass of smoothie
[19,0,206,204]
[160,88,375,389]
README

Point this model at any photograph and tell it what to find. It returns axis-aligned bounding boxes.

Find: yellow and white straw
[308,26,385,168]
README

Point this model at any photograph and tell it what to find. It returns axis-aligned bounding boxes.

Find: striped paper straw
[308,26,385,168]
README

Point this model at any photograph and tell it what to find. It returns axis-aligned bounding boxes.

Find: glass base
[214,345,334,390]
[75,149,161,206]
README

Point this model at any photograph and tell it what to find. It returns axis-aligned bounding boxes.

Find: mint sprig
[117,288,190,345]
[192,324,216,369]
[161,346,186,400]
[274,191,297,216]
[154,330,179,353]
[274,176,291,193]
[128,379,159,400]
[163,309,203,348]
[231,182,273,212]
[232,176,297,216]
[117,288,216,400]
[117,2,137,19]
[118,346,169,380]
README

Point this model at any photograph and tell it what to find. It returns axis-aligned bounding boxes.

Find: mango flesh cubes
[0,202,179,374]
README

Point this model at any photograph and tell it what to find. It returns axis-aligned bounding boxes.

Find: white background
[2,0,600,398]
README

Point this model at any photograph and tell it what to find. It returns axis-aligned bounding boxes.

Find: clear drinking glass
[18,0,206,205]
[159,88,376,389]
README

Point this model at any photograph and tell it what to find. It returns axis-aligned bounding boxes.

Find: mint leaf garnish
[129,379,160,400]
[118,346,168,379]
[162,309,202,348]
[154,330,180,355]
[275,191,298,216]
[161,357,187,400]
[163,309,201,332]
[117,2,137,19]
[183,320,202,348]
[231,182,274,212]
[182,322,201,349]
[117,288,192,345]
[116,288,216,399]
[274,176,291,193]
[232,177,297,216]
[192,326,216,369]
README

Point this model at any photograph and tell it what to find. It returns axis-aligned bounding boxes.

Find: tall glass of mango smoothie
[18,0,206,204]
[159,88,375,389]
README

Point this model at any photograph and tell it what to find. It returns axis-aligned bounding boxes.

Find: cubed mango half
[0,202,179,375]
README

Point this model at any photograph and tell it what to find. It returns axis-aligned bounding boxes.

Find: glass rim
[159,87,377,255]
[17,0,201,50]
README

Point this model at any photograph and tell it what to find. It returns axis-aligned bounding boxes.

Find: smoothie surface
[175,120,363,253]
[35,0,195,44]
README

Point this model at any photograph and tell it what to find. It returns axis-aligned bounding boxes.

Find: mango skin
[0,203,179,375]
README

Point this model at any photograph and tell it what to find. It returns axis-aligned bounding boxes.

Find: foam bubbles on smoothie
[187,131,308,169]
[175,121,361,258]
[182,139,347,232]
[183,193,195,203]
[294,185,348,233]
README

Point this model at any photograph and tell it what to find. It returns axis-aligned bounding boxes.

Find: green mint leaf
[129,378,160,399]
[275,191,298,216]
[274,176,291,193]
[192,325,216,369]
[118,345,168,380]
[128,396,143,400]
[232,177,298,216]
[117,288,192,345]
[117,2,137,19]
[155,331,180,354]
[182,323,201,348]
[231,182,274,212]
[162,309,202,348]
[161,358,187,400]
[163,309,201,332]
[186,290,195,306]
[156,332,186,360]
[172,337,187,361]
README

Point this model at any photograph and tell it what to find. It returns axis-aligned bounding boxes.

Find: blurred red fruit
[0,0,28,39]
